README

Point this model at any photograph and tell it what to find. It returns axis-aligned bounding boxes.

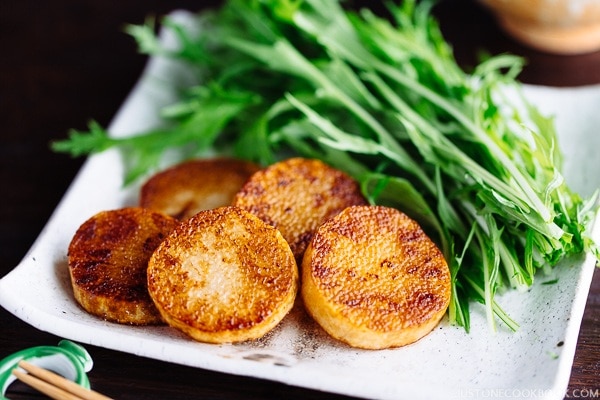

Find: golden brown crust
[301,205,451,349]
[140,158,260,220]
[147,206,298,343]
[68,207,179,325]
[233,157,367,262]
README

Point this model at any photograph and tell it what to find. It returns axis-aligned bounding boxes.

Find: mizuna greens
[53,0,599,332]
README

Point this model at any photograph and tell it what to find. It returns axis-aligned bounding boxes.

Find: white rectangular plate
[1,11,600,400]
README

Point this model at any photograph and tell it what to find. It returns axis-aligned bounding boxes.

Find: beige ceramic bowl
[480,0,600,54]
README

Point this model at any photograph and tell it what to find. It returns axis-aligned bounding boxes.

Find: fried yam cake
[147,206,298,343]
[68,207,179,325]
[140,158,260,220]
[301,205,451,349]
[233,157,367,262]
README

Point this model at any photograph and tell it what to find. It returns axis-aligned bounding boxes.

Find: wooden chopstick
[12,360,113,400]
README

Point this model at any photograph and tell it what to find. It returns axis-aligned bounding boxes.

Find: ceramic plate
[1,11,599,400]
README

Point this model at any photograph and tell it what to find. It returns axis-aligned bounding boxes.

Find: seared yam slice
[147,206,298,344]
[233,157,367,262]
[301,205,451,349]
[140,158,260,220]
[68,207,178,325]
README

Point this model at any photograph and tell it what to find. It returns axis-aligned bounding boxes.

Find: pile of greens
[53,0,598,331]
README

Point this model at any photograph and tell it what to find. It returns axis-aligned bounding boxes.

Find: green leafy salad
[53,0,599,332]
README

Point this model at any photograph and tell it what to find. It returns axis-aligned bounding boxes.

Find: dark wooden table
[2,1,598,398]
